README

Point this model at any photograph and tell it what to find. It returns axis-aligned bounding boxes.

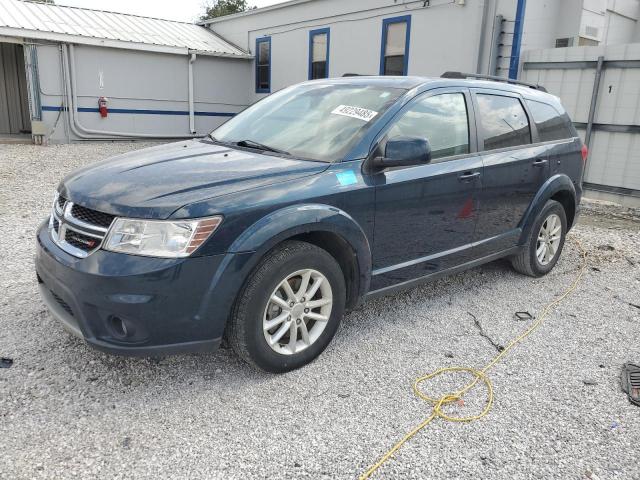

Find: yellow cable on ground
[360,238,588,480]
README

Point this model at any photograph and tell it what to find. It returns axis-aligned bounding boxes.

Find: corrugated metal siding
[521,44,640,196]
[0,42,30,134]
[0,0,249,57]
[586,130,640,191]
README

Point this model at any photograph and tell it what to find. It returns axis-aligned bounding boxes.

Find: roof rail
[441,71,547,92]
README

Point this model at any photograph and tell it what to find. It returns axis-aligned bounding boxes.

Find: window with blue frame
[308,28,330,80]
[380,16,411,76]
[255,37,271,93]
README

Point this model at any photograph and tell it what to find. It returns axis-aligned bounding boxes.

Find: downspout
[475,0,489,74]
[24,44,44,144]
[188,52,197,134]
[508,0,527,80]
[62,44,102,141]
[66,44,198,140]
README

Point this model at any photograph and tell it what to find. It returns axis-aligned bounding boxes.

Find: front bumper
[35,220,250,357]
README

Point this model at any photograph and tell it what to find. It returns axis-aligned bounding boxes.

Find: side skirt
[364,246,522,299]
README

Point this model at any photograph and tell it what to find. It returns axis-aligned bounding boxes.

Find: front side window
[387,93,470,160]
[255,37,271,93]
[212,83,406,162]
[380,16,411,76]
[477,94,531,150]
[309,28,330,80]
[525,99,575,142]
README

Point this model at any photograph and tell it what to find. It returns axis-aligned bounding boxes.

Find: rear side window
[477,94,531,151]
[387,93,470,160]
[525,100,574,142]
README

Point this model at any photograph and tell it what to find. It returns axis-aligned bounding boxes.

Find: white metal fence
[521,44,640,207]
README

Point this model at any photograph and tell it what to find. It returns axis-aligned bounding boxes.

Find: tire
[511,200,567,277]
[227,240,346,373]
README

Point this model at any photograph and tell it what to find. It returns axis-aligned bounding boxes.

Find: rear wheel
[227,241,346,373]
[511,200,567,277]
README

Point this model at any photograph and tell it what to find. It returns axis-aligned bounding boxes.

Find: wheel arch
[228,203,372,308]
[549,189,576,230]
[519,174,577,245]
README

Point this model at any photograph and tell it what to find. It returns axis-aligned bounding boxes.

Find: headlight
[103,216,223,258]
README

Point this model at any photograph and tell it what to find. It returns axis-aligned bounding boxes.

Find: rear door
[472,89,550,254]
[524,98,583,193]
[370,88,482,291]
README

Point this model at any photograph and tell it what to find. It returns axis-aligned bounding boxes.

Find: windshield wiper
[234,139,290,156]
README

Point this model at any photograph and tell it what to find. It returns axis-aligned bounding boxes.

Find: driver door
[369,88,482,292]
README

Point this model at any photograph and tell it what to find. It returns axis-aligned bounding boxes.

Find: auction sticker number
[331,105,379,122]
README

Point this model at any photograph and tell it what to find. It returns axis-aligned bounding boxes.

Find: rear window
[476,94,531,151]
[525,100,575,142]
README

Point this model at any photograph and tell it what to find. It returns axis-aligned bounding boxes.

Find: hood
[60,139,329,219]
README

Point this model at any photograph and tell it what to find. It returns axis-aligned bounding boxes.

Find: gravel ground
[1,142,639,480]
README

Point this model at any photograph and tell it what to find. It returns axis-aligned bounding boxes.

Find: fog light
[109,316,131,339]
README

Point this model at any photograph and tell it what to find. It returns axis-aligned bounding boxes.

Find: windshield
[211,83,406,162]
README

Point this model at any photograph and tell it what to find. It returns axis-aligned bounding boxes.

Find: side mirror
[373,136,432,170]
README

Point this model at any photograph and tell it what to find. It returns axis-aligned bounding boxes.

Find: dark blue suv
[36,75,585,372]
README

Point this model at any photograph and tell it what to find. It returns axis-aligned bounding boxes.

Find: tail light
[581,144,588,163]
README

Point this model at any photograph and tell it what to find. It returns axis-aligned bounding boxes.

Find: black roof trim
[441,72,547,92]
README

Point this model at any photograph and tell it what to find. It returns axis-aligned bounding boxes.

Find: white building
[0,0,253,142]
[2,0,638,143]
[203,0,640,102]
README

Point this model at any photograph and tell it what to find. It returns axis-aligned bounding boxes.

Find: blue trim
[41,106,235,117]
[509,0,527,80]
[379,15,411,76]
[255,36,272,94]
[308,27,330,80]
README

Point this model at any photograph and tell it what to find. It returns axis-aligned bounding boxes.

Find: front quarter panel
[171,162,375,296]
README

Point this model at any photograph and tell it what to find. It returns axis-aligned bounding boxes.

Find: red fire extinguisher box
[98,97,108,118]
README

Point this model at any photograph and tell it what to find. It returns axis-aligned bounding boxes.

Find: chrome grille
[50,193,113,258]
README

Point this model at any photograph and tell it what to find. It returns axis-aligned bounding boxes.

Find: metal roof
[200,0,318,25]
[0,0,251,58]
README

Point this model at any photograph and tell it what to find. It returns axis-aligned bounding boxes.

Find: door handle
[458,171,481,182]
[533,159,548,167]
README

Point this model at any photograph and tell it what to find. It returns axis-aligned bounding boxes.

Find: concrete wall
[519,0,564,51]
[602,0,640,44]
[35,43,251,143]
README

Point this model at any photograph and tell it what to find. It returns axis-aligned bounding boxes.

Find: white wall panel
[37,44,251,142]
[522,44,640,198]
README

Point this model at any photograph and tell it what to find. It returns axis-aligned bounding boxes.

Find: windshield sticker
[336,170,358,186]
[331,105,379,122]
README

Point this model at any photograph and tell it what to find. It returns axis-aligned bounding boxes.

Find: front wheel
[227,241,346,373]
[511,200,567,277]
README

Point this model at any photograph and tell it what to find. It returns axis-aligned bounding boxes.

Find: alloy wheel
[536,213,562,266]
[262,269,333,355]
